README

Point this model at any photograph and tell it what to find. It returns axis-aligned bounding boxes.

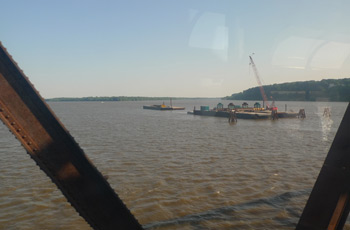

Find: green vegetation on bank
[46,96,212,102]
[224,78,350,102]
[46,78,350,102]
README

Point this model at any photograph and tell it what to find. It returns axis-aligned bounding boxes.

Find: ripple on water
[0,101,348,229]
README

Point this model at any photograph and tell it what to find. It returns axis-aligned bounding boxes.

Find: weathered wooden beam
[297,103,350,230]
[0,42,143,230]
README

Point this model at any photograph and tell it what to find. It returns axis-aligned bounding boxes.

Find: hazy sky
[1,0,349,98]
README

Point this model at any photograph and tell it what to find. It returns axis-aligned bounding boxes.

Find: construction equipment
[249,55,274,110]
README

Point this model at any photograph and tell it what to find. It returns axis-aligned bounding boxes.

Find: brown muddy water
[0,99,348,230]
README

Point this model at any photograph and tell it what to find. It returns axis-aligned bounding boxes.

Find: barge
[143,104,185,111]
[190,102,301,120]
[144,98,185,111]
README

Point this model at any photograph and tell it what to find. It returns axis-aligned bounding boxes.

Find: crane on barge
[249,55,275,110]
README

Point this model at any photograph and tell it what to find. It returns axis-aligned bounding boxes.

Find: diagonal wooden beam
[0,42,143,230]
[297,103,350,230]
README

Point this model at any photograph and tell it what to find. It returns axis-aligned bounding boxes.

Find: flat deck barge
[192,109,299,119]
[190,102,302,119]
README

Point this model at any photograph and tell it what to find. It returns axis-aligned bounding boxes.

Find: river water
[0,99,348,230]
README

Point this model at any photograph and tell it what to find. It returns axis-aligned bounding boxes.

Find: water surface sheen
[0,100,348,229]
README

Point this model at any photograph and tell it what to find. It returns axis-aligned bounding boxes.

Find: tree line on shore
[46,96,207,102]
[223,78,350,102]
[46,78,350,102]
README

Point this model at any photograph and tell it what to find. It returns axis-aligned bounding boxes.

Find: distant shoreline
[45,96,219,102]
[224,78,350,102]
[46,78,350,102]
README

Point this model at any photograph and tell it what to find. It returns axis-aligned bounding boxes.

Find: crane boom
[249,56,269,108]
